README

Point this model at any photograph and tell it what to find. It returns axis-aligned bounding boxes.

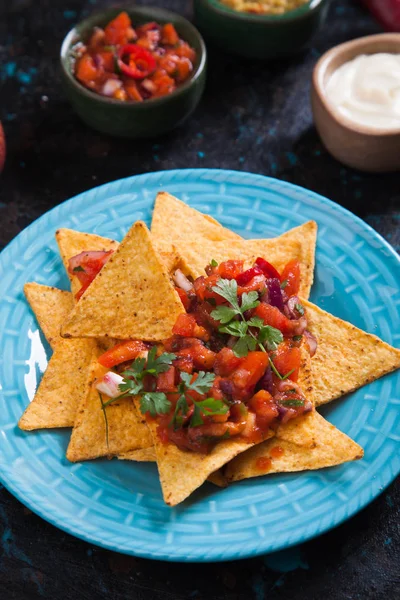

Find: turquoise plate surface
[0,169,399,562]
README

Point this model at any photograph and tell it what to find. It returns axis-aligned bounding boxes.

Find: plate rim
[0,168,399,562]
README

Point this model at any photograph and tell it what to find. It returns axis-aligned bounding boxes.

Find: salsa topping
[94,257,315,454]
[72,11,197,102]
[68,249,114,300]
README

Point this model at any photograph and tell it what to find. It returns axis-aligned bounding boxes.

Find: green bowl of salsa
[60,7,207,138]
[193,0,329,60]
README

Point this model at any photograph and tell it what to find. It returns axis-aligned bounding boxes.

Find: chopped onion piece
[173,269,193,292]
[304,330,318,357]
[142,79,157,93]
[102,79,122,96]
[96,371,124,398]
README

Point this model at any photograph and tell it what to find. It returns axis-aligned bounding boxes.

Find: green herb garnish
[280,399,304,407]
[73,265,85,272]
[172,371,228,429]
[210,258,218,267]
[268,357,295,381]
[295,303,305,316]
[210,279,283,357]
[280,279,288,289]
[293,335,303,342]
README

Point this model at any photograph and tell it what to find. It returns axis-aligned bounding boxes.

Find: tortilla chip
[119,447,156,462]
[279,221,317,301]
[66,357,153,462]
[19,284,97,430]
[56,228,119,297]
[118,448,227,487]
[24,283,73,350]
[61,221,184,341]
[151,192,241,253]
[304,300,400,407]
[225,412,363,481]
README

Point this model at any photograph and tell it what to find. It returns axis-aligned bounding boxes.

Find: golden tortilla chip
[279,221,317,300]
[19,284,97,430]
[24,283,73,350]
[61,221,184,341]
[151,192,241,252]
[225,411,363,482]
[56,228,119,297]
[118,448,227,487]
[304,300,400,407]
[66,357,153,462]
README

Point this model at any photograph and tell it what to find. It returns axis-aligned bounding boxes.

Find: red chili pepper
[236,266,263,286]
[117,44,156,79]
[254,257,281,280]
[361,0,400,32]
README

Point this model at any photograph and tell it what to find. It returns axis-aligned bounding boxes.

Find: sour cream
[325,53,400,130]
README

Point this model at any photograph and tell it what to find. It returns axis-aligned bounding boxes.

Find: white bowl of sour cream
[311,33,400,172]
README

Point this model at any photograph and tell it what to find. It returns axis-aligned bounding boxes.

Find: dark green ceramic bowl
[60,7,207,138]
[194,0,329,60]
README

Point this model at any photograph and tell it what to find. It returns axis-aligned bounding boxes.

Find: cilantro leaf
[219,320,248,337]
[257,325,283,351]
[73,265,85,272]
[195,398,229,415]
[140,392,171,418]
[293,335,303,342]
[211,305,237,324]
[233,335,257,357]
[171,394,189,430]
[240,291,259,312]
[280,279,288,289]
[211,279,240,310]
[280,399,304,407]
[180,371,215,395]
[295,303,305,316]
[210,259,218,267]
[117,378,143,397]
[190,403,203,427]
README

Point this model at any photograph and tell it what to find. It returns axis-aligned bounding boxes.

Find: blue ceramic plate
[0,169,399,562]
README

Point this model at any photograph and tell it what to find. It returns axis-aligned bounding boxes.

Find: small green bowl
[193,0,329,60]
[60,6,207,138]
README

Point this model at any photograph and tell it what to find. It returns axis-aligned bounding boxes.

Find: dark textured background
[0,0,399,598]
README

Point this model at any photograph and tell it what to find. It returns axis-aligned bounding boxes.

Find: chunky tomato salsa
[72,11,197,102]
[70,251,317,454]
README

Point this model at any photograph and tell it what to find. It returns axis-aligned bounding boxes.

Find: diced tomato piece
[75,54,99,86]
[174,41,196,62]
[136,22,160,35]
[176,340,216,370]
[68,249,114,300]
[161,23,179,45]
[236,266,263,286]
[156,366,176,392]
[158,53,179,75]
[216,260,244,280]
[248,390,279,431]
[151,72,175,97]
[104,11,132,45]
[172,313,197,337]
[237,274,266,296]
[193,274,226,305]
[175,287,190,310]
[271,340,301,381]
[98,340,149,368]
[96,51,114,72]
[254,303,300,335]
[173,355,193,374]
[231,352,269,393]
[125,79,143,101]
[280,259,301,297]
[214,348,243,377]
[255,257,281,280]
[174,57,192,82]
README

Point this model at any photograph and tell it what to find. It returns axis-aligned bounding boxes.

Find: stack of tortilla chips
[19,193,400,506]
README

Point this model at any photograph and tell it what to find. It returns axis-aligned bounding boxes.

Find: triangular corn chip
[19,284,97,430]
[151,192,241,252]
[279,221,317,300]
[66,358,153,462]
[146,346,312,505]
[56,228,119,297]
[24,283,73,350]
[61,222,184,341]
[225,411,363,481]
[304,300,400,407]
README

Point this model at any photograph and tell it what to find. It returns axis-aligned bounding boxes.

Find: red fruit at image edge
[0,122,6,172]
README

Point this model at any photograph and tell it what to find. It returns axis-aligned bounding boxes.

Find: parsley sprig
[210,279,283,357]
[172,371,228,429]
